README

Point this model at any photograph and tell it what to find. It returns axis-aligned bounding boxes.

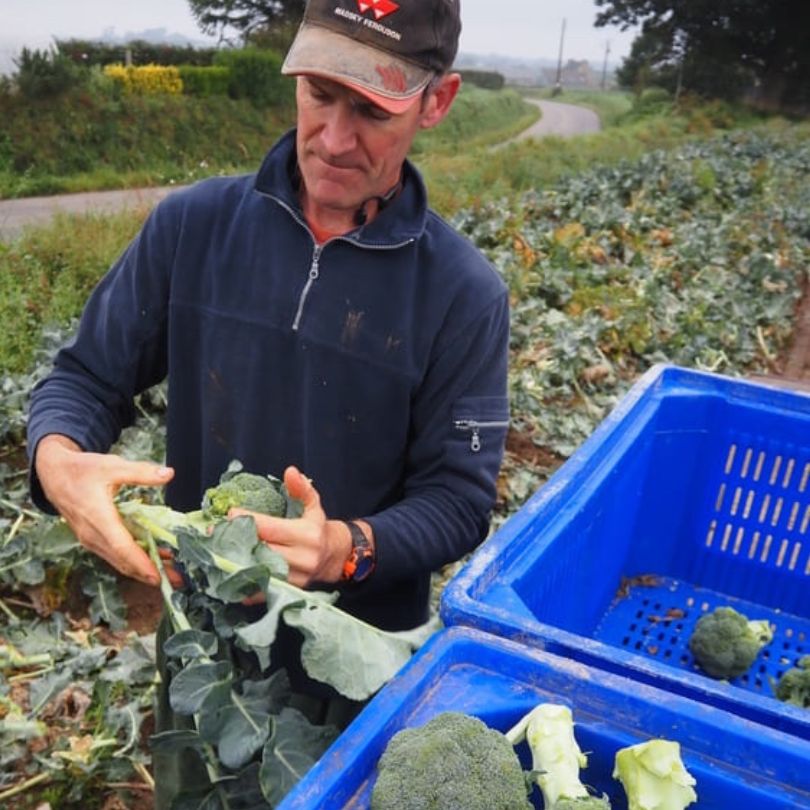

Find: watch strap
[341,521,376,583]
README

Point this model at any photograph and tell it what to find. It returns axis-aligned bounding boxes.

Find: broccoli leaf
[259,707,339,805]
[163,629,219,661]
[169,660,233,715]
[283,598,422,702]
[198,680,273,770]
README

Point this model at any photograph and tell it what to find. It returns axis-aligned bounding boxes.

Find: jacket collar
[253,128,428,245]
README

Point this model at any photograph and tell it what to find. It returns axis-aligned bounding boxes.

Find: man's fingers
[86,527,160,586]
[283,466,322,514]
[232,509,290,545]
[105,457,175,489]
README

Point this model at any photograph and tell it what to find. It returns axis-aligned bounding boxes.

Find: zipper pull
[454,419,482,452]
[309,248,321,279]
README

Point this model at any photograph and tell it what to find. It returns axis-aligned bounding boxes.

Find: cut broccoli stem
[142,527,233,805]
[505,703,610,808]
[613,739,697,810]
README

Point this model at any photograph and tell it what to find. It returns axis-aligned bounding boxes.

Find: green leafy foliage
[178,65,232,97]
[56,38,219,68]
[453,128,810,517]
[212,48,295,108]
[0,613,156,801]
[13,46,87,100]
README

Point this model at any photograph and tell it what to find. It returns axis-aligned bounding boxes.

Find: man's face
[295,75,425,219]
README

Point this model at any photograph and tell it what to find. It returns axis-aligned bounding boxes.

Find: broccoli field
[1,126,810,807]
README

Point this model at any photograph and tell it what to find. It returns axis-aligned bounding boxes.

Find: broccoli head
[774,655,810,708]
[370,711,532,810]
[505,703,611,809]
[687,606,773,680]
[202,471,287,519]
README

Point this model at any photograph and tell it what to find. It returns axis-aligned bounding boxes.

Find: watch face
[352,550,375,582]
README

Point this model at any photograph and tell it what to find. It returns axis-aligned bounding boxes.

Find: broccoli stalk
[370,711,532,809]
[613,739,697,810]
[774,655,810,708]
[687,606,774,680]
[505,703,610,809]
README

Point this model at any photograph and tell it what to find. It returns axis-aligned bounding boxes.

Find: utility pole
[553,17,566,96]
[601,40,611,90]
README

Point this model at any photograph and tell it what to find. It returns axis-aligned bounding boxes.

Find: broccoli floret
[202,471,287,519]
[687,606,773,679]
[613,739,697,810]
[774,655,810,708]
[370,711,532,810]
[505,703,611,809]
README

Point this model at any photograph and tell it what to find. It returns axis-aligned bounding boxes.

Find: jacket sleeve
[26,201,177,512]
[365,286,510,585]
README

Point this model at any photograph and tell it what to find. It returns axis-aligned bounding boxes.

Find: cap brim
[282,23,432,114]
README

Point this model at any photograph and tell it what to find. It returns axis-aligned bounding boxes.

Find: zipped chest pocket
[452,396,510,453]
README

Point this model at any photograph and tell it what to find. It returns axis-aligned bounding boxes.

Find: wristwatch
[341,521,376,583]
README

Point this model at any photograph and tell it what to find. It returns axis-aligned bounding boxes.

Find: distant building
[455,52,616,89]
[543,59,599,89]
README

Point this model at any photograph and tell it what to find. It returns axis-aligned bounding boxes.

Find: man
[28,0,509,801]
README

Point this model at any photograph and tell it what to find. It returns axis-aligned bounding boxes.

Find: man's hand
[34,434,176,587]
[232,465,368,589]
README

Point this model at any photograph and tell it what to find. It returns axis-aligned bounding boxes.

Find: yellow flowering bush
[103,64,183,95]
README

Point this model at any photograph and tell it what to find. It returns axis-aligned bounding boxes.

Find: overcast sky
[1,0,638,71]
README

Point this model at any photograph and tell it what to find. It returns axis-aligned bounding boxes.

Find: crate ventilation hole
[704,444,810,575]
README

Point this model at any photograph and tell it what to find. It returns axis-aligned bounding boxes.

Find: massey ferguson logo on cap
[334,0,403,40]
[357,0,399,20]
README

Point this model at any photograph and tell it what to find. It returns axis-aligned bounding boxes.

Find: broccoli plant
[687,606,773,680]
[774,656,810,709]
[505,703,611,809]
[118,464,439,807]
[370,711,532,810]
[613,739,697,810]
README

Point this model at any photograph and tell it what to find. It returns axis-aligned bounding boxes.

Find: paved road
[499,98,601,146]
[0,184,188,241]
[0,99,600,241]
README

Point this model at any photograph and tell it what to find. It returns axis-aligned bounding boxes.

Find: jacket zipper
[292,244,321,331]
[259,191,414,332]
[454,419,511,452]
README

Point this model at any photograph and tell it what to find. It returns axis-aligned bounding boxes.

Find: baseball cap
[282,0,461,114]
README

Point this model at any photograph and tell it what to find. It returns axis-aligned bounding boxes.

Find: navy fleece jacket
[27,129,510,631]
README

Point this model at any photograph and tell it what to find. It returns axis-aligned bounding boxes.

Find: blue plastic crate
[279,627,810,809]
[441,364,810,738]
